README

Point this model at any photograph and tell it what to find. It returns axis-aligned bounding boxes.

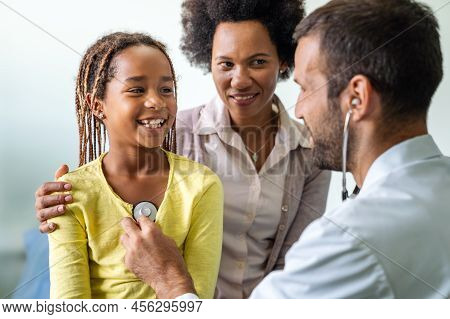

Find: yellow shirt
[49,151,223,299]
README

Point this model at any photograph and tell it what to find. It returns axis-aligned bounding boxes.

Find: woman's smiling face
[99,45,177,150]
[211,20,285,120]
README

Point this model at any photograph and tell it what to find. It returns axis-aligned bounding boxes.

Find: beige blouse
[176,95,331,298]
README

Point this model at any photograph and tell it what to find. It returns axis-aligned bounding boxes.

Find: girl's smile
[136,116,169,135]
[97,45,177,150]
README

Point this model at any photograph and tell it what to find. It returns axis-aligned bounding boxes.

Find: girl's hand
[34,164,72,233]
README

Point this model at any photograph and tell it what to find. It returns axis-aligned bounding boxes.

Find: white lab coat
[251,135,450,298]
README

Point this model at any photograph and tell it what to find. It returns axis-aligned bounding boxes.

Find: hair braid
[154,40,178,154]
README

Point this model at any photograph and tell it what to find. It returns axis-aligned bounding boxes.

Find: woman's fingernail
[65,195,72,202]
[57,205,65,213]
[64,184,71,190]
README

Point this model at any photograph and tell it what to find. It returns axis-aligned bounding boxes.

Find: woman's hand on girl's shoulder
[34,164,72,233]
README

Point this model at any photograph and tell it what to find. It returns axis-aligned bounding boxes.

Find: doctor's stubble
[309,97,357,173]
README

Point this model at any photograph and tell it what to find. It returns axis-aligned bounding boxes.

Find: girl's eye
[127,88,144,94]
[161,87,174,94]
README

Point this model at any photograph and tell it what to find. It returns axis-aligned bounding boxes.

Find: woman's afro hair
[180,0,305,80]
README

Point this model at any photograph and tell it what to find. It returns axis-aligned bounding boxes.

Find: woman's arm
[183,174,224,299]
[48,206,91,299]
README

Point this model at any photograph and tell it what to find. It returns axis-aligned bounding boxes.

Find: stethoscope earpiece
[351,98,360,107]
[132,201,158,222]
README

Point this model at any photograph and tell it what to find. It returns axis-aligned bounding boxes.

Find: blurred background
[1,0,449,298]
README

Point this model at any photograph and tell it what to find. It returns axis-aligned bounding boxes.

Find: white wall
[1,0,449,295]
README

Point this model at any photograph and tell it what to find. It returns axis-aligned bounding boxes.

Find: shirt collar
[360,134,442,194]
[192,95,230,135]
[192,94,312,151]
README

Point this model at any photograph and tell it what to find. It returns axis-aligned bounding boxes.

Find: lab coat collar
[360,134,442,194]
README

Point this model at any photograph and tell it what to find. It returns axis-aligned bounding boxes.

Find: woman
[35,0,330,298]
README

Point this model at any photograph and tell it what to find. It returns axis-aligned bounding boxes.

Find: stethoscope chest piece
[132,201,158,222]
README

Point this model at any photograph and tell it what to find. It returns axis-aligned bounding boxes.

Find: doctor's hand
[35,164,72,233]
[120,216,196,299]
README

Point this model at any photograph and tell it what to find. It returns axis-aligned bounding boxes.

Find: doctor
[120,0,450,298]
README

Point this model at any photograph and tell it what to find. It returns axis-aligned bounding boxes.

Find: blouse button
[281,204,289,213]
[279,225,286,231]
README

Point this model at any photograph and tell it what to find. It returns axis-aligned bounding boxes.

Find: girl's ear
[86,93,105,120]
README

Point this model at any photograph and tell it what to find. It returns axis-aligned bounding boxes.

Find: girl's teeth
[143,123,163,128]
[138,118,165,128]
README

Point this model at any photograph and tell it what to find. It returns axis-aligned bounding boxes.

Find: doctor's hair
[180,0,305,80]
[75,32,177,167]
[293,0,443,122]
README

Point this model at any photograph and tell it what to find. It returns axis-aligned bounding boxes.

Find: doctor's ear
[340,75,375,121]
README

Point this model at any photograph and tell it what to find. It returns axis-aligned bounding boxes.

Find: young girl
[48,32,223,299]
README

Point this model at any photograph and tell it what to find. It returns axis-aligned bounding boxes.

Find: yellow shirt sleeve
[48,205,91,299]
[183,173,224,299]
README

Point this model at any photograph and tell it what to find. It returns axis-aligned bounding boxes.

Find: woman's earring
[98,112,105,120]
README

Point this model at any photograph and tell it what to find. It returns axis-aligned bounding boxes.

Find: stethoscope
[342,98,360,201]
[132,201,158,222]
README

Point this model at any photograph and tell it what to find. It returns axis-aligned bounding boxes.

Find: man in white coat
[120,0,450,298]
